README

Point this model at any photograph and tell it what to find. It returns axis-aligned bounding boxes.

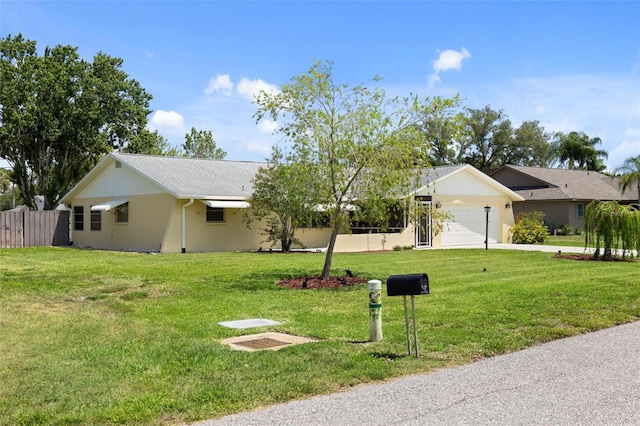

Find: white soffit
[199,200,251,209]
[90,199,128,211]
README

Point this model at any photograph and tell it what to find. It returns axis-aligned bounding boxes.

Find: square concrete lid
[218,318,281,329]
[221,332,317,352]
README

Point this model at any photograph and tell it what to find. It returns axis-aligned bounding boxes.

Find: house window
[73,206,84,231]
[91,209,102,231]
[350,206,407,234]
[206,206,225,223]
[115,202,129,223]
[575,203,585,218]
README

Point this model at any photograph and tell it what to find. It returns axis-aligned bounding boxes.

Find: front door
[415,201,432,248]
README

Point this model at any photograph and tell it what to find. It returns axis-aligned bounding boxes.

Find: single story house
[60,153,523,253]
[490,165,639,232]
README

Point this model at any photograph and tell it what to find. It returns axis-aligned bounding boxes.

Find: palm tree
[551,131,608,170]
[615,154,640,205]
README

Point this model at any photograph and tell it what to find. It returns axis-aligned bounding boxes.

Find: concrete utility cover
[218,318,281,329]
[221,332,317,352]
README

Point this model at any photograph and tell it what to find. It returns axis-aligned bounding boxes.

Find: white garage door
[441,206,500,247]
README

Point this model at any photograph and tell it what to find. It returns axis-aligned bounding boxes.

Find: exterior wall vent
[115,161,122,169]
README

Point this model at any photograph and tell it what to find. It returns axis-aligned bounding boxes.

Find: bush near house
[512,211,549,244]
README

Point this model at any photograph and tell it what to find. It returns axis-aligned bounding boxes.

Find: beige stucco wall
[71,193,175,251]
[160,200,334,253]
[334,229,414,252]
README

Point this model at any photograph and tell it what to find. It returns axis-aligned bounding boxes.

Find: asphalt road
[197,321,640,425]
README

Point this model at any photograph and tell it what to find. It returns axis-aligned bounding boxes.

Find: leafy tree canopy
[551,131,608,171]
[614,154,640,205]
[424,106,552,173]
[0,34,152,209]
[254,60,460,279]
[182,127,226,159]
[123,129,181,156]
[245,148,319,251]
[456,106,552,174]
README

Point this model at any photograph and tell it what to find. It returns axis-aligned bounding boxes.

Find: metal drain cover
[221,332,317,352]
[233,338,292,350]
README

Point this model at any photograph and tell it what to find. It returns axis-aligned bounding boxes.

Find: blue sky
[1,1,639,171]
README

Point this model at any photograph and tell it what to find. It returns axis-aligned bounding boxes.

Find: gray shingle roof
[494,165,637,201]
[417,165,467,186]
[112,153,266,199]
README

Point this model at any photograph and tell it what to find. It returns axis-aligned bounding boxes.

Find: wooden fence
[0,210,70,248]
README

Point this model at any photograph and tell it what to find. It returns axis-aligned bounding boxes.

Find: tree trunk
[320,220,341,280]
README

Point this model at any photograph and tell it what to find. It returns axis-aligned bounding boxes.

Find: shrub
[512,211,549,244]
[558,224,582,236]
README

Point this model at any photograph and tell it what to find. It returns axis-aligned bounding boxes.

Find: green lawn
[545,234,586,247]
[1,247,638,425]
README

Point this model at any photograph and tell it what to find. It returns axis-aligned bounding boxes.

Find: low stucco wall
[334,230,414,252]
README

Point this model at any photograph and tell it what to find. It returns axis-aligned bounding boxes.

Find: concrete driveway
[197,321,640,425]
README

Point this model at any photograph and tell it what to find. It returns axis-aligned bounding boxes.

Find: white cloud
[429,47,471,86]
[204,74,234,96]
[244,139,273,156]
[433,47,471,72]
[237,78,279,101]
[257,118,278,134]
[609,139,640,170]
[149,110,184,130]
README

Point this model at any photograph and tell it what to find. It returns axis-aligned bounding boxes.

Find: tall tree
[425,106,552,170]
[512,120,553,167]
[254,60,460,280]
[0,34,152,209]
[423,111,465,166]
[551,131,608,170]
[182,127,226,159]
[124,129,180,156]
[615,154,640,205]
[459,106,514,174]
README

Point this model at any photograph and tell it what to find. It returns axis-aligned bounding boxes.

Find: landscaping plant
[511,211,549,244]
[585,200,640,259]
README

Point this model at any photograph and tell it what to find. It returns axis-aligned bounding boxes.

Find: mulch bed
[276,276,369,290]
[554,253,633,262]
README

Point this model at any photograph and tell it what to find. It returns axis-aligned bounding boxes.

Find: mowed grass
[546,234,586,247]
[0,247,638,425]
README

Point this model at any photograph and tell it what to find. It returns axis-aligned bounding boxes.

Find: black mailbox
[386,273,429,296]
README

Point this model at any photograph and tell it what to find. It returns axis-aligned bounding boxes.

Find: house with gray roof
[60,153,522,253]
[490,165,639,233]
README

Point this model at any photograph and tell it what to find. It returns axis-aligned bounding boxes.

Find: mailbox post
[368,280,383,342]
[386,273,429,357]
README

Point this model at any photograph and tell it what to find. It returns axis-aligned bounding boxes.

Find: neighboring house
[490,165,639,233]
[60,153,522,253]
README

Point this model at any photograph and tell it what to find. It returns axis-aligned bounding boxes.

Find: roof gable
[414,164,524,200]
